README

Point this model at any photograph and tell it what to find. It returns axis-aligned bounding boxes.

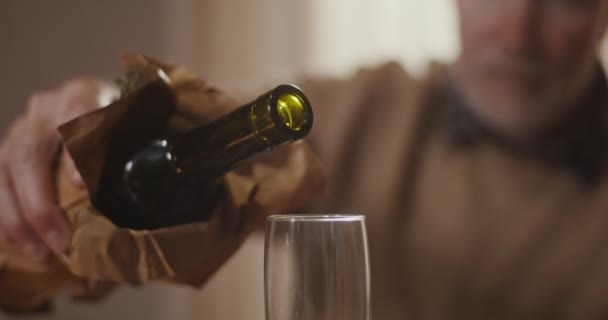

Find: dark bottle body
[96,84,313,230]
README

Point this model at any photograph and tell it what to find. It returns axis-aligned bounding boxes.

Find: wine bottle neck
[170,104,261,177]
[170,84,312,179]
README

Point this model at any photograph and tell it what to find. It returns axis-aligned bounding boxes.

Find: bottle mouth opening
[277,93,307,131]
[270,85,313,137]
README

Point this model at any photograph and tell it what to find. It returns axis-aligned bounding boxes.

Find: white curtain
[306,0,459,77]
[170,0,460,88]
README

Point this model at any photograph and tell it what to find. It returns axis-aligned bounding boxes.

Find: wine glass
[264,214,370,320]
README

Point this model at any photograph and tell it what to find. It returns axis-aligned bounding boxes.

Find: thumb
[60,147,86,189]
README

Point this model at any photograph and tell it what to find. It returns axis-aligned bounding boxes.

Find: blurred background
[2,0,604,319]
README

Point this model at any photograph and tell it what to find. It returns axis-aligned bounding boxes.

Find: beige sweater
[295,61,608,320]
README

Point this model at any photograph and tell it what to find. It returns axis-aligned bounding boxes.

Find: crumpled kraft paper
[0,53,325,313]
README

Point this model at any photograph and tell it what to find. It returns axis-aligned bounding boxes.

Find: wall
[1,1,187,320]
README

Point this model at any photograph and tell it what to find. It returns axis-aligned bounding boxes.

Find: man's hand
[0,78,108,263]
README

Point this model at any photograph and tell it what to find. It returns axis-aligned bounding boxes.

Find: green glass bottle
[98,84,313,230]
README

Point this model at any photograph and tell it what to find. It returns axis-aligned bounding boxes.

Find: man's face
[453,0,608,140]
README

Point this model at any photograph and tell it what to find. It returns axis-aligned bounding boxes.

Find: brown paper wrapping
[0,53,325,313]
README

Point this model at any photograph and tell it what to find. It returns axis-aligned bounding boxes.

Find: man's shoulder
[299,59,448,86]
[296,60,449,108]
[351,59,448,87]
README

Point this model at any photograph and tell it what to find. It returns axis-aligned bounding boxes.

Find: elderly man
[2,0,608,318]
[296,0,608,318]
